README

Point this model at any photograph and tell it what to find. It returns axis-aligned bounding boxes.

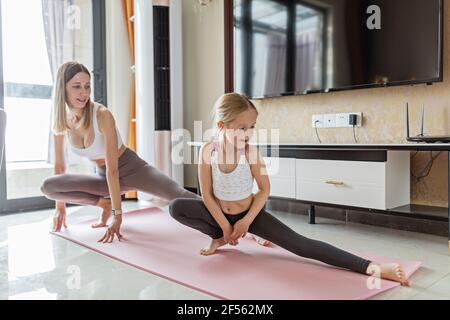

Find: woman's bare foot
[366,262,412,287]
[92,198,112,228]
[152,197,170,207]
[200,238,227,256]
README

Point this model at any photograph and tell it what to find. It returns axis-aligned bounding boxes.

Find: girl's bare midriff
[93,144,127,167]
[217,194,254,215]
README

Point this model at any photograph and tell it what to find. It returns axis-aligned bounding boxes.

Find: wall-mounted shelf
[388,204,448,221]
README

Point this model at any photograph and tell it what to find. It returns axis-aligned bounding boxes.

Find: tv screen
[234,0,443,99]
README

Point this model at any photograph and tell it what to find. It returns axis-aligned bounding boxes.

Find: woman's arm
[230,145,270,240]
[198,143,234,242]
[97,107,121,211]
[54,134,67,175]
[52,134,67,231]
[97,107,123,242]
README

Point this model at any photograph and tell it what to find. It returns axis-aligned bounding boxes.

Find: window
[0,0,106,211]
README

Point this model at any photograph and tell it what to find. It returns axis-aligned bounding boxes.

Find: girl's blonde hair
[52,61,93,135]
[214,93,258,126]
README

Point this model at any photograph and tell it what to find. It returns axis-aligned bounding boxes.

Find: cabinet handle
[325,180,345,186]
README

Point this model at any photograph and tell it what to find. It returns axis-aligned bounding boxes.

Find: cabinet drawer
[296,180,385,209]
[263,157,296,177]
[296,159,385,187]
[253,176,296,198]
[252,157,296,198]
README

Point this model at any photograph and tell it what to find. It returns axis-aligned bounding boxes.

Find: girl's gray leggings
[41,147,199,206]
[169,198,372,275]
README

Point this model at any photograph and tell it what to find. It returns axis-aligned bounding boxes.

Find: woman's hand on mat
[98,215,123,243]
[230,219,250,242]
[52,209,68,232]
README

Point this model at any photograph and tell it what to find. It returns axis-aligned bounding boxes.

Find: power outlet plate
[312,113,363,128]
[335,112,363,128]
[336,113,349,127]
[323,114,336,128]
[312,114,324,128]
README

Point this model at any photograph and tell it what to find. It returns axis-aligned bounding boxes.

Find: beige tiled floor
[0,200,449,300]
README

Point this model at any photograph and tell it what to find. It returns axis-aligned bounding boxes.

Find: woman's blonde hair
[52,61,93,135]
[214,93,258,127]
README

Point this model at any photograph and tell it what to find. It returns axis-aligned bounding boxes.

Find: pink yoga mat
[51,207,421,300]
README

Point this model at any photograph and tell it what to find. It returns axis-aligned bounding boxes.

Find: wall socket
[312,114,324,128]
[323,114,336,128]
[312,112,362,128]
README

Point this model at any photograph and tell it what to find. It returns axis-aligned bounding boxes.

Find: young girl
[169,93,412,286]
[41,61,199,243]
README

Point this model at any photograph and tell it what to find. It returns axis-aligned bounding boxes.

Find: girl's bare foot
[252,235,271,246]
[200,238,227,256]
[92,198,112,228]
[366,262,412,287]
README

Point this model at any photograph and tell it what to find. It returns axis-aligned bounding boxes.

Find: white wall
[182,0,225,188]
[105,0,133,143]
[104,0,225,189]
[134,0,156,201]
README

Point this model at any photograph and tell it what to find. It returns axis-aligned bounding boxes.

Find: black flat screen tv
[234,0,443,99]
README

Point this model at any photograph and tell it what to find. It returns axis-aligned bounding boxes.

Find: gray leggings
[169,198,372,275]
[41,147,199,206]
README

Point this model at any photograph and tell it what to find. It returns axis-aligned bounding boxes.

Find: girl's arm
[243,145,270,223]
[97,107,123,242]
[198,142,234,241]
[230,145,270,240]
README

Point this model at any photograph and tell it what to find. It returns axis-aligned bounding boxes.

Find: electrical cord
[410,151,443,182]
[352,125,358,143]
[314,120,322,143]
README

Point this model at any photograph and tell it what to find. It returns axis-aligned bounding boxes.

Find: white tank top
[67,103,124,160]
[211,141,254,201]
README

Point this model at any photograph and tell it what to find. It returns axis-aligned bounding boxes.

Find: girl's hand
[221,223,238,246]
[230,219,250,241]
[98,215,123,243]
[52,209,68,232]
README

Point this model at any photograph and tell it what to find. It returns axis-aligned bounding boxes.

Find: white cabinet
[295,151,410,210]
[253,157,296,198]
[253,152,410,210]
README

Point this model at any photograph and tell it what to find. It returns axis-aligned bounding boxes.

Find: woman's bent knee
[40,176,62,197]
[169,197,197,221]
[40,177,52,196]
[169,198,182,219]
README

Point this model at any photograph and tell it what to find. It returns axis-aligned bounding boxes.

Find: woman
[169,93,412,286]
[41,61,198,243]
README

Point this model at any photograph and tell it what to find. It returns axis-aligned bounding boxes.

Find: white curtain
[42,0,81,165]
[262,34,287,96]
[295,30,323,93]
[261,28,323,95]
